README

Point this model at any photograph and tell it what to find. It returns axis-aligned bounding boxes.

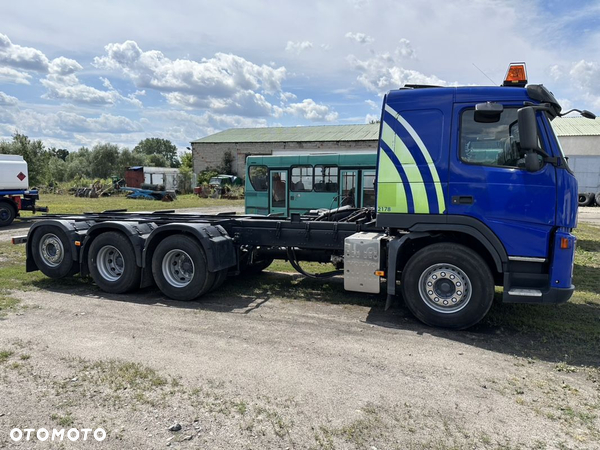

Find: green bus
[245,153,377,216]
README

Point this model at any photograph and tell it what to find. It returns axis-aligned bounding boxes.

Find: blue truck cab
[376,66,578,318]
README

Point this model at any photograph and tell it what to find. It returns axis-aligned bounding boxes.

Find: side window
[314,165,338,192]
[460,108,525,168]
[291,166,313,191]
[362,171,376,207]
[248,165,268,191]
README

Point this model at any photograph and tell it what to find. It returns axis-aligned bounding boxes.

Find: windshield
[209,177,220,185]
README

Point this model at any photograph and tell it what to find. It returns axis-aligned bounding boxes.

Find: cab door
[448,104,557,257]
[269,170,288,216]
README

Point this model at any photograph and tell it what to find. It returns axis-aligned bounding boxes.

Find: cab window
[460,108,526,168]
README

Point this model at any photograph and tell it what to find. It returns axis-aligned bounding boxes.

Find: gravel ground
[0,279,599,449]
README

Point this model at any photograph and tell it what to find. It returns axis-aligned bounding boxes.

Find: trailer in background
[125,166,180,191]
[0,155,47,227]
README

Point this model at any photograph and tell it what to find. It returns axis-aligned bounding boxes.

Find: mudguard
[79,221,156,276]
[142,223,236,273]
[26,219,92,272]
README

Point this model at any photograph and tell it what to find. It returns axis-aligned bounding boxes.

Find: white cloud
[93,40,287,116]
[365,113,379,123]
[345,32,374,45]
[49,56,83,75]
[0,91,18,106]
[365,99,379,110]
[549,60,600,110]
[347,39,448,94]
[0,67,32,85]
[285,41,314,54]
[0,33,49,72]
[284,99,338,122]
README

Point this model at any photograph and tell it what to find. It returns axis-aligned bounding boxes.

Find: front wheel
[401,243,494,329]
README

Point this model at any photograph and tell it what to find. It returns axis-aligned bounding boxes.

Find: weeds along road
[0,270,599,449]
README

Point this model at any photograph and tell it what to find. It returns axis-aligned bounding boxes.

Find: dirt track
[1,277,598,449]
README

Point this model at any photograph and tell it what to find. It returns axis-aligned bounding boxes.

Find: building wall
[558,136,600,156]
[192,140,378,177]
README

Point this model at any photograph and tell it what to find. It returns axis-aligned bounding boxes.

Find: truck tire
[151,235,215,301]
[209,268,228,292]
[243,258,274,274]
[88,231,141,293]
[578,193,594,207]
[0,202,16,227]
[31,226,77,278]
[596,193,600,206]
[401,243,494,329]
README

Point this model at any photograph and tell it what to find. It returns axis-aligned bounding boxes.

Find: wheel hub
[162,249,195,288]
[39,233,64,267]
[419,264,471,314]
[96,245,125,282]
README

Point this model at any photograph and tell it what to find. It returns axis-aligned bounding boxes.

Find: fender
[142,223,236,273]
[26,219,91,272]
[80,221,155,276]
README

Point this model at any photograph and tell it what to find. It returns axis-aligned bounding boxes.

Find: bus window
[248,165,268,191]
[314,165,338,192]
[291,166,313,191]
[341,171,357,207]
[362,171,376,207]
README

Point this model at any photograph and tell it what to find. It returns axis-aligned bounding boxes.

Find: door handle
[451,196,474,205]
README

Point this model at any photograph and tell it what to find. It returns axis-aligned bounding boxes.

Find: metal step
[507,288,543,297]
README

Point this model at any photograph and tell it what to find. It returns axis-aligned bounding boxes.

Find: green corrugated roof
[192,123,380,144]
[192,117,600,144]
[551,117,600,136]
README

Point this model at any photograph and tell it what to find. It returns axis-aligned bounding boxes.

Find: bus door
[361,170,376,208]
[269,170,288,216]
[340,170,358,207]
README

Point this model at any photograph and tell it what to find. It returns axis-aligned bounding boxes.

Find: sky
[1,0,600,154]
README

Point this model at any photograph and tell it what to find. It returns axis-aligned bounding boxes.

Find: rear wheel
[0,202,16,227]
[31,226,77,278]
[152,235,215,301]
[401,243,494,329]
[88,232,140,293]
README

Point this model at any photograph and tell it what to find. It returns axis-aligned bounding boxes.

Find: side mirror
[518,107,538,151]
[525,151,542,172]
[474,102,504,123]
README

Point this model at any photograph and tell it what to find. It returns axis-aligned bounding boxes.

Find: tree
[134,138,180,168]
[180,151,193,170]
[218,150,235,175]
[118,148,147,175]
[90,143,120,178]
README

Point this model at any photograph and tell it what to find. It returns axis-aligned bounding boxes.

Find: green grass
[482,223,600,365]
[19,193,243,216]
[81,359,168,392]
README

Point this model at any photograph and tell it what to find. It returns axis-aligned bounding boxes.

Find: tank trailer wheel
[88,231,141,293]
[151,235,215,301]
[0,202,16,227]
[31,225,77,278]
[401,243,494,329]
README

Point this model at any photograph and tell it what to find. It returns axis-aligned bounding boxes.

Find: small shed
[125,166,180,191]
